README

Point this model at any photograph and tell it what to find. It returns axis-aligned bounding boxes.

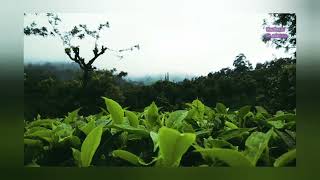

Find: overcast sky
[24,3,292,77]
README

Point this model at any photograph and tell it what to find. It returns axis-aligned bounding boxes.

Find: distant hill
[24,61,196,85]
[24,61,80,70]
[125,73,195,85]
[24,61,81,81]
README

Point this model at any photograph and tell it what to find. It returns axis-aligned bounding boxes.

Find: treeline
[24,57,295,120]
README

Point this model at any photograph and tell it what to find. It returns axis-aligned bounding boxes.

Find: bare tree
[24,13,139,87]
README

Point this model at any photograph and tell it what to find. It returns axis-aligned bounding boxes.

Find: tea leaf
[196,148,253,167]
[112,150,154,166]
[274,149,296,167]
[243,129,273,165]
[125,110,139,127]
[103,97,124,124]
[157,127,196,167]
[80,125,104,167]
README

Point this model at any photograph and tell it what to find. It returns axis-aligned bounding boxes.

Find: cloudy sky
[24,1,292,78]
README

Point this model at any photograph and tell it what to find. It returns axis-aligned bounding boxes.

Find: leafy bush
[24,97,296,167]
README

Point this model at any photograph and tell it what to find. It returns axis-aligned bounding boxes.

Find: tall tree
[24,13,139,87]
[233,53,252,72]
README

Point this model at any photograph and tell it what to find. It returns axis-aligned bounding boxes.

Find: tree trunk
[82,69,90,88]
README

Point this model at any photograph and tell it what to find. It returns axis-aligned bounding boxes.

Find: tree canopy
[262,13,296,56]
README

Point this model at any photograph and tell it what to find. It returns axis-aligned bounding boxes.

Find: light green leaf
[268,120,285,129]
[24,129,53,143]
[166,110,188,128]
[125,110,139,127]
[192,99,205,113]
[196,147,253,167]
[111,124,150,137]
[243,129,273,166]
[64,108,81,124]
[26,119,61,129]
[79,119,96,135]
[112,150,154,166]
[274,149,296,167]
[72,148,81,167]
[205,106,215,120]
[203,137,238,150]
[25,127,49,136]
[146,102,159,123]
[225,121,238,129]
[157,127,196,167]
[276,111,285,116]
[80,125,104,167]
[52,123,74,139]
[103,97,124,124]
[191,99,205,120]
[150,131,159,152]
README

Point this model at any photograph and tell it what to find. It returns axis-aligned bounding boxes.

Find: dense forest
[24,56,296,120]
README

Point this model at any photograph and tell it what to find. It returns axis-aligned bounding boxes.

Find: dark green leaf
[216,103,227,114]
[218,128,255,140]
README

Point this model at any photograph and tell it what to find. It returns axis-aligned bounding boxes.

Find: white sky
[24,3,292,77]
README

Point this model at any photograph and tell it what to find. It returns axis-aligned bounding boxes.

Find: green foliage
[262,13,296,55]
[144,102,161,131]
[156,127,196,167]
[238,105,251,119]
[166,110,188,128]
[64,108,81,124]
[24,57,296,121]
[150,131,159,152]
[103,97,124,125]
[24,97,295,167]
[195,147,254,167]
[110,124,150,138]
[203,137,237,150]
[125,110,139,127]
[112,150,142,165]
[218,128,255,140]
[78,125,104,167]
[79,119,96,135]
[243,129,273,166]
[274,148,296,167]
[23,13,296,167]
[112,150,156,166]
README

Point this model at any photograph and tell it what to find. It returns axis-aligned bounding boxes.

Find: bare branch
[88,45,108,66]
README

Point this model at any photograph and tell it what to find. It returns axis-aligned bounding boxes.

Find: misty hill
[24,61,81,81]
[125,73,195,85]
[24,61,196,85]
